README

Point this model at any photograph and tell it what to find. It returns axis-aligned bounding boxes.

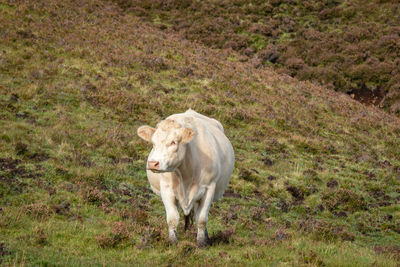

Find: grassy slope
[0,0,400,266]
[118,0,400,112]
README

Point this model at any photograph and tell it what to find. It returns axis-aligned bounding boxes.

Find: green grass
[0,0,400,266]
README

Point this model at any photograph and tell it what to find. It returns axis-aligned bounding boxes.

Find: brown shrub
[141,56,168,71]
[326,179,339,188]
[258,44,280,63]
[23,203,53,220]
[273,229,290,241]
[374,245,400,261]
[285,57,306,76]
[299,249,324,266]
[120,209,148,224]
[297,219,355,242]
[51,201,71,216]
[111,0,400,112]
[250,206,267,221]
[96,222,130,249]
[80,186,113,207]
[321,188,366,212]
[222,35,249,51]
[249,24,273,36]
[136,227,162,249]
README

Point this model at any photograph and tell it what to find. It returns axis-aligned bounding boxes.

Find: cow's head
[137,119,195,172]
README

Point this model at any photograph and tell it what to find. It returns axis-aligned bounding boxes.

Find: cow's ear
[181,128,195,143]
[137,126,155,142]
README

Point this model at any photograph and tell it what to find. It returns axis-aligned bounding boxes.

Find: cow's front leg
[195,183,216,247]
[160,180,179,244]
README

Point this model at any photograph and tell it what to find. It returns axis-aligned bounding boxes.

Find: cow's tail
[184,210,194,231]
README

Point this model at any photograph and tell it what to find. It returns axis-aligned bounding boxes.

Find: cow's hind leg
[160,181,179,244]
[195,183,216,247]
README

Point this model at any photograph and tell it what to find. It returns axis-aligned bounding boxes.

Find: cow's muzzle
[147,161,160,170]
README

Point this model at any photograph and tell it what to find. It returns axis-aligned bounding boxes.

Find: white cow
[137,109,235,246]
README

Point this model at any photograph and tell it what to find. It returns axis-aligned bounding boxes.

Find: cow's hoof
[168,230,178,245]
[196,229,211,248]
[196,238,211,248]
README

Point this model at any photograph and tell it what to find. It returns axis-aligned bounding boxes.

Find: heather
[117,0,400,112]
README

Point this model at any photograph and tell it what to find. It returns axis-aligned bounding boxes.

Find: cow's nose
[148,161,160,170]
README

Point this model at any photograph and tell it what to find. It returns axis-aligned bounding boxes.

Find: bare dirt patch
[0,158,40,187]
[326,179,339,188]
[223,187,242,198]
[286,185,304,202]
[210,228,235,245]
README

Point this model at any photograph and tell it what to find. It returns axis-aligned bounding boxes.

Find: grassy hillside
[1,0,400,266]
[117,0,400,113]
